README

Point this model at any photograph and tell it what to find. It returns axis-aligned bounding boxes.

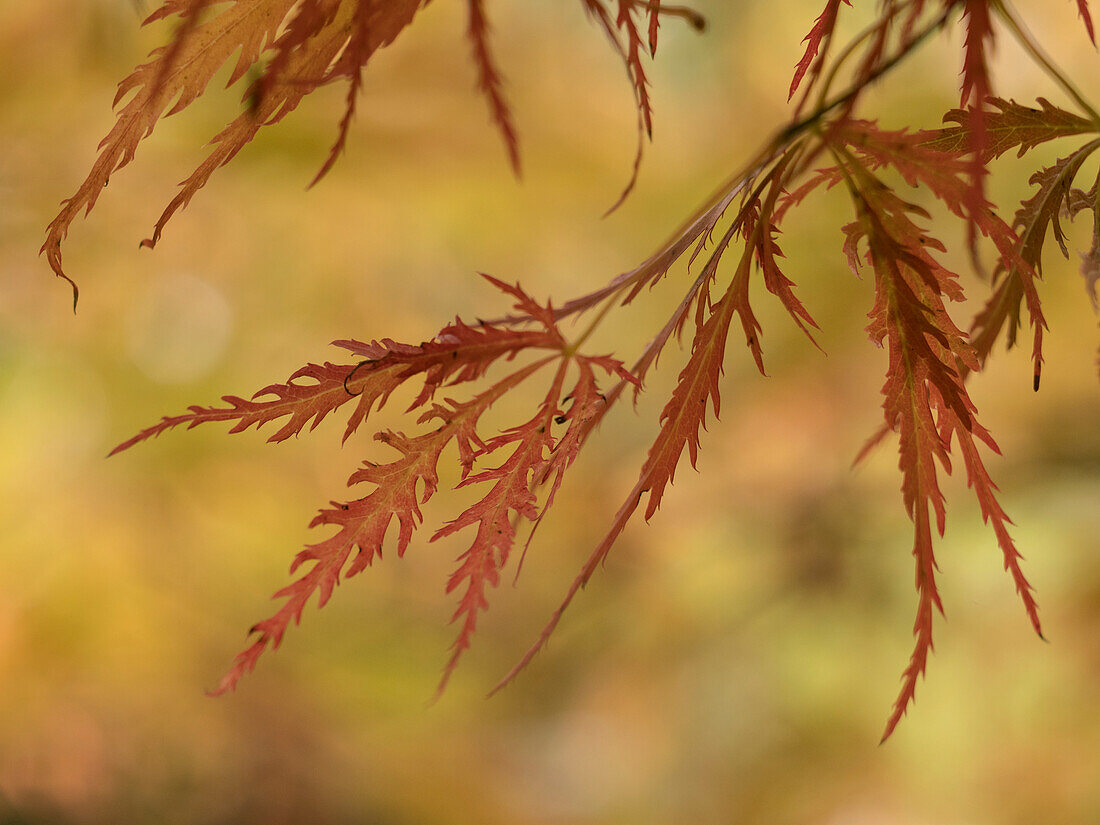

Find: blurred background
[1,1,1099,822]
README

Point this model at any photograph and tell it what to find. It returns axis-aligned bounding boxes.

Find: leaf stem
[563,289,619,357]
[542,5,954,349]
[627,0,706,31]
[994,0,1100,127]
[785,4,954,143]
[812,4,894,112]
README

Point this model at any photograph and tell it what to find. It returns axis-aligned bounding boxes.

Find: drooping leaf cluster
[115,277,634,695]
[43,0,677,304]
[51,0,1100,739]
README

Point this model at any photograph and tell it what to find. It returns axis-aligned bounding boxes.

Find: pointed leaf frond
[113,306,564,458]
[1077,0,1096,45]
[466,0,522,175]
[789,0,851,102]
[1012,142,1100,269]
[431,360,570,693]
[838,153,1041,740]
[752,168,821,347]
[844,180,961,740]
[209,426,450,696]
[307,0,372,188]
[958,0,995,245]
[959,0,995,113]
[920,97,1096,160]
[578,0,657,210]
[109,359,397,455]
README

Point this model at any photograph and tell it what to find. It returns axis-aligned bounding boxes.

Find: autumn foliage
[48,0,1100,741]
